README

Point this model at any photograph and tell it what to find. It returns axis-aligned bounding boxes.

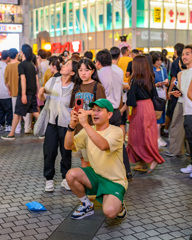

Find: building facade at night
[29,0,192,54]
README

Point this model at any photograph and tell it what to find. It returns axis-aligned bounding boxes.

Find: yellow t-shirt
[118,56,132,83]
[74,125,128,190]
[4,62,19,97]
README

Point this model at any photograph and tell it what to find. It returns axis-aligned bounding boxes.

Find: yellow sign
[33,44,38,55]
[154,8,166,23]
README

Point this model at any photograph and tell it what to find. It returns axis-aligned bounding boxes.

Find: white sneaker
[180,164,192,174]
[25,129,33,134]
[61,179,71,190]
[5,125,12,132]
[45,180,54,192]
[158,137,167,148]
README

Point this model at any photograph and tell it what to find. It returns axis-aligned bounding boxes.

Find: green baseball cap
[89,98,114,112]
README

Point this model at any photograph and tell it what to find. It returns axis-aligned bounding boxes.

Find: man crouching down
[64,98,128,220]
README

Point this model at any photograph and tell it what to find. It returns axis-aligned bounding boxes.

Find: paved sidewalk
[0,132,192,240]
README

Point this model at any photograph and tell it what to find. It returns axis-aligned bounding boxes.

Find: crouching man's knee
[103,206,119,219]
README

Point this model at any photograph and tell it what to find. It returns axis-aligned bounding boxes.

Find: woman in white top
[38,59,78,192]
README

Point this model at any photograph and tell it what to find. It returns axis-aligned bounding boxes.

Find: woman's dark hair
[143,53,154,78]
[131,55,155,92]
[51,57,62,71]
[96,49,112,66]
[48,55,58,65]
[70,58,100,107]
[162,49,168,64]
[22,44,33,61]
[70,54,82,62]
[174,43,185,57]
[152,52,163,65]
[68,59,79,83]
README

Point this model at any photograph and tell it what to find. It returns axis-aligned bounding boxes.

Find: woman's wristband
[67,124,75,132]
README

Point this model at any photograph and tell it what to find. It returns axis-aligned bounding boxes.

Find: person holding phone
[152,52,169,148]
[38,59,78,192]
[69,58,106,168]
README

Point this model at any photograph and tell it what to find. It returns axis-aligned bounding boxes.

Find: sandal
[131,164,148,172]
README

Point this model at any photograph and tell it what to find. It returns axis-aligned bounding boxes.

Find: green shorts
[81,167,126,204]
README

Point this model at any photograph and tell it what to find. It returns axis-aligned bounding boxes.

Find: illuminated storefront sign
[51,41,82,53]
[0,24,22,33]
[0,0,19,4]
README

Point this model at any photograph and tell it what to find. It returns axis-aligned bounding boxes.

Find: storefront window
[44,7,49,32]
[124,0,132,28]
[35,9,39,33]
[82,0,87,33]
[50,4,55,37]
[68,1,73,35]
[62,2,67,35]
[189,2,192,30]
[40,8,43,31]
[114,0,122,29]
[163,0,175,29]
[89,1,96,32]
[75,0,80,34]
[98,0,104,31]
[176,0,188,30]
[150,0,163,29]
[137,0,149,28]
[56,3,61,36]
[106,0,112,30]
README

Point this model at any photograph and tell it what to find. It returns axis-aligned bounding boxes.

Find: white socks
[79,195,92,207]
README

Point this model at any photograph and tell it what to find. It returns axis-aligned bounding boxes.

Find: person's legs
[32,111,39,119]
[1,98,12,126]
[11,97,21,133]
[102,194,123,219]
[66,168,92,197]
[8,114,21,136]
[0,99,6,126]
[43,123,59,180]
[58,126,72,179]
[23,113,32,133]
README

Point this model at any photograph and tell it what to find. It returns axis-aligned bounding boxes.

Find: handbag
[33,77,57,137]
[156,67,167,100]
[152,96,166,120]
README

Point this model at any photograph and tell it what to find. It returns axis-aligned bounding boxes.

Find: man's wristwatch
[67,124,75,132]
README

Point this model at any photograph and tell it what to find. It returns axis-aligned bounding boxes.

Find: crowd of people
[0,42,192,220]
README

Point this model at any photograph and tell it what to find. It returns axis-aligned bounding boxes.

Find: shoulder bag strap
[160,67,165,81]
[93,82,98,101]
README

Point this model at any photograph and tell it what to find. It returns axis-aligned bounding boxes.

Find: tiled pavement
[0,131,192,240]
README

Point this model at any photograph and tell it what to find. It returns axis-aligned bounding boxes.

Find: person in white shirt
[0,50,12,131]
[38,59,78,192]
[170,45,192,178]
[96,49,132,181]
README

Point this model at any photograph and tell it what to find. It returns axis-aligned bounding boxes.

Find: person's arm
[120,103,128,115]
[125,72,131,78]
[38,87,46,101]
[78,109,110,151]
[21,74,27,104]
[64,109,80,150]
[36,74,41,91]
[187,80,192,101]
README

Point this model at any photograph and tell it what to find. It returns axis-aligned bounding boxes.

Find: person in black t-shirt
[1,44,39,140]
[125,49,139,79]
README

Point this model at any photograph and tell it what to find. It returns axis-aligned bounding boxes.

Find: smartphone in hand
[75,98,84,112]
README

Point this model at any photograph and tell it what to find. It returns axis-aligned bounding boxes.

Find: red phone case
[75,98,84,112]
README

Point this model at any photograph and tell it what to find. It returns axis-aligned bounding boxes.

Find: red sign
[51,41,82,54]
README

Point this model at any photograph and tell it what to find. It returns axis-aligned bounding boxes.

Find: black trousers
[184,115,192,163]
[43,123,72,180]
[109,108,131,174]
[0,98,12,125]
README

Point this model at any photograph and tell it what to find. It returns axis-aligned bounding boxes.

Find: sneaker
[117,202,127,219]
[39,136,45,139]
[61,179,71,190]
[180,164,192,174]
[71,202,94,220]
[0,124,4,131]
[165,151,176,157]
[45,180,54,192]
[4,125,12,132]
[1,135,15,140]
[158,137,167,148]
[25,129,33,134]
